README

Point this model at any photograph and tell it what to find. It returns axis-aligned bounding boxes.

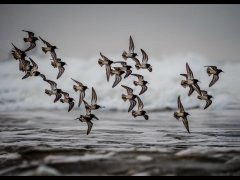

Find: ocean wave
[0,53,239,112]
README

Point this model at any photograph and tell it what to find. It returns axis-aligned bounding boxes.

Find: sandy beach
[0,109,240,176]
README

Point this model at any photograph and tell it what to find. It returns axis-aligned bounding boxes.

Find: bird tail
[23,38,28,42]
[122,94,127,102]
[42,47,48,54]
[122,51,127,60]
[144,115,149,120]
[60,99,64,103]
[98,59,104,67]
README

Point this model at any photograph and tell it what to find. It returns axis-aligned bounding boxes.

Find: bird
[131,74,149,95]
[71,78,89,107]
[113,61,132,79]
[110,68,125,88]
[122,36,138,60]
[132,49,152,72]
[180,63,202,96]
[40,74,63,103]
[60,92,75,112]
[22,30,38,52]
[174,96,191,134]
[39,36,58,60]
[75,113,99,135]
[22,58,41,79]
[98,53,114,82]
[51,58,66,79]
[205,66,224,87]
[197,90,213,110]
[121,85,137,112]
[132,96,149,120]
[82,87,103,114]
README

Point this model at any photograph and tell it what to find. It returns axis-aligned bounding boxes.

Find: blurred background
[0,4,240,112]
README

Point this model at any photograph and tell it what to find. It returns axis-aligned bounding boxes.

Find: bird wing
[121,85,133,94]
[86,121,93,135]
[188,85,195,96]
[79,91,85,107]
[105,65,111,82]
[22,72,31,79]
[112,74,122,88]
[57,66,65,79]
[39,36,52,47]
[29,58,38,71]
[182,117,190,134]
[178,96,185,112]
[132,57,141,66]
[124,69,132,79]
[128,99,137,112]
[71,78,83,86]
[201,90,208,96]
[62,92,70,98]
[137,96,144,111]
[131,74,144,81]
[193,83,202,96]
[100,52,109,60]
[46,80,57,90]
[54,93,62,103]
[91,87,97,105]
[205,66,218,70]
[141,49,149,64]
[51,51,58,60]
[24,42,36,52]
[129,36,135,53]
[22,30,35,37]
[180,74,188,80]
[204,100,212,110]
[139,85,148,95]
[40,74,47,81]
[209,75,219,87]
[186,63,194,79]
[68,102,75,112]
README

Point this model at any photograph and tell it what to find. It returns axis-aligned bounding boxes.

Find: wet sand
[0,109,240,176]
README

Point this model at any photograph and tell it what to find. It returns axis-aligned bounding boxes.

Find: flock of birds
[98,36,152,120]
[11,30,102,135]
[10,31,224,135]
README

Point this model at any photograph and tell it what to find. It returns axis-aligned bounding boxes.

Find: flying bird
[75,114,99,135]
[22,30,38,52]
[132,49,152,72]
[71,78,89,107]
[39,36,58,60]
[180,63,202,96]
[174,96,191,134]
[132,96,149,120]
[121,85,137,112]
[51,58,66,79]
[113,61,132,79]
[205,66,224,87]
[197,90,213,110]
[131,74,149,95]
[60,92,75,112]
[110,68,125,88]
[22,58,41,79]
[83,87,103,115]
[98,53,114,82]
[122,36,138,60]
[40,74,63,103]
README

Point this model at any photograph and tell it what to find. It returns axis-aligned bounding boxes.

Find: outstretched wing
[193,83,202,96]
[204,100,212,110]
[201,90,208,96]
[91,87,97,105]
[71,78,83,86]
[132,57,141,66]
[86,121,93,135]
[24,42,37,52]
[106,65,111,82]
[139,85,148,95]
[68,102,75,112]
[121,85,133,94]
[180,74,188,80]
[57,66,65,79]
[188,85,194,96]
[128,99,137,112]
[186,63,194,79]
[54,93,62,103]
[137,96,144,111]
[46,80,57,91]
[178,96,185,112]
[112,75,122,88]
[22,30,35,37]
[182,117,190,134]
[124,70,132,79]
[129,36,135,53]
[209,75,219,87]
[29,58,38,71]
[100,52,109,60]
[141,49,149,64]
[39,36,52,47]
[22,72,31,79]
[79,91,86,107]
